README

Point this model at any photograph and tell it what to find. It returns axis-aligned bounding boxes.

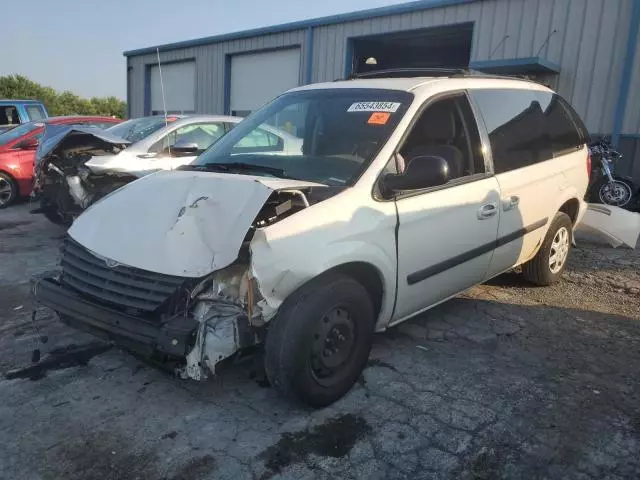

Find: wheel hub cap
[549,226,570,274]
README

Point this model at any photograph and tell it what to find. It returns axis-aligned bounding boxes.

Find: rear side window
[471,89,585,174]
[26,105,46,121]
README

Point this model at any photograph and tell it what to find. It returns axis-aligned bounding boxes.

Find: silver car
[34,114,303,224]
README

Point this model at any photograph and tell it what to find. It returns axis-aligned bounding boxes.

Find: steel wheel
[599,180,633,207]
[310,305,357,387]
[549,226,570,274]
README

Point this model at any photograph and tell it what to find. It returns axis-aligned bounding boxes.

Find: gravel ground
[1,201,639,480]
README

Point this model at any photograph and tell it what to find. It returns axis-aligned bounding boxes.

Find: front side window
[106,116,177,143]
[471,89,586,174]
[191,89,413,186]
[150,122,226,154]
[397,94,485,180]
[0,105,19,127]
[26,105,46,121]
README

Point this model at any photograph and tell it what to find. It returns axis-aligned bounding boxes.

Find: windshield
[0,121,43,146]
[191,89,413,185]
[105,116,175,143]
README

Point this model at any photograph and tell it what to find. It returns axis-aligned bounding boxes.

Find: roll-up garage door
[150,61,195,115]
[230,48,301,117]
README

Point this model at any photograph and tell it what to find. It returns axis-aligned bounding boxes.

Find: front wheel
[0,172,18,209]
[595,178,634,207]
[264,273,375,408]
[40,197,72,227]
[522,212,573,286]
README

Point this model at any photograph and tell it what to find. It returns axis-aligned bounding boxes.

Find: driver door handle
[478,202,498,220]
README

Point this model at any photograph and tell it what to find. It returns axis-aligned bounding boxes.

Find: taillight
[587,150,591,180]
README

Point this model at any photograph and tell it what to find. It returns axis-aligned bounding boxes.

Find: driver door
[391,93,501,322]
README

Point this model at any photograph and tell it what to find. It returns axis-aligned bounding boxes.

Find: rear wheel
[522,212,572,286]
[0,173,18,208]
[264,273,375,408]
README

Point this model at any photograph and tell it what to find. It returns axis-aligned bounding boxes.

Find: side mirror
[382,155,450,194]
[169,140,199,156]
[19,137,39,150]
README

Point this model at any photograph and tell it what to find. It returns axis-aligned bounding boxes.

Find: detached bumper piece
[32,277,198,358]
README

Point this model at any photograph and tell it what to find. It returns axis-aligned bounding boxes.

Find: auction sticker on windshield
[368,112,391,125]
[348,102,401,113]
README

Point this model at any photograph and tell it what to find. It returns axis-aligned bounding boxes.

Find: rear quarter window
[470,89,586,174]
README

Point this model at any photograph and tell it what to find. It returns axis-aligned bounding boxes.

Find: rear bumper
[32,275,197,358]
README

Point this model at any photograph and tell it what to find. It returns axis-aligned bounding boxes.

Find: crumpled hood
[35,123,130,167]
[69,170,324,277]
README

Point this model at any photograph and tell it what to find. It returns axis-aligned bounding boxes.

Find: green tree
[0,74,127,118]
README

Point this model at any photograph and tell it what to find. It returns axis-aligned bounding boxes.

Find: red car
[0,116,121,208]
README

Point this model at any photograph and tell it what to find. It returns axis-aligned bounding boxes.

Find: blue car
[0,99,48,134]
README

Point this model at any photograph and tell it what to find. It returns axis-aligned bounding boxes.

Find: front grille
[60,237,187,313]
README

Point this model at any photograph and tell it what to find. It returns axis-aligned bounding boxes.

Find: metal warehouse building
[124,0,640,179]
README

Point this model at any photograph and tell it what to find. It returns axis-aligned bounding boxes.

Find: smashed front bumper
[32,275,198,358]
[32,273,259,379]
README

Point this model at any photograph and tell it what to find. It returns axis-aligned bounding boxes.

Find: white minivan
[33,70,590,407]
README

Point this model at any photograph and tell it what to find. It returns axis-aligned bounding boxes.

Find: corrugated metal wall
[312,0,634,135]
[127,30,307,118]
[623,33,640,135]
[126,0,637,139]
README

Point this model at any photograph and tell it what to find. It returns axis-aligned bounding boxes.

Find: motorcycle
[587,140,640,211]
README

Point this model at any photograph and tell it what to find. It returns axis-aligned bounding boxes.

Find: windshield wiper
[191,162,288,178]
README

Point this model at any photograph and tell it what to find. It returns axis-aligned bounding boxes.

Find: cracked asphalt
[1,202,639,480]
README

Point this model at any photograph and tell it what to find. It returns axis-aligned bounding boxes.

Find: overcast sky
[2,0,407,100]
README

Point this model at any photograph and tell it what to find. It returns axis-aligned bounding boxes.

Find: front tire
[40,197,73,227]
[522,212,573,286]
[0,172,18,209]
[264,273,375,408]
[593,178,634,207]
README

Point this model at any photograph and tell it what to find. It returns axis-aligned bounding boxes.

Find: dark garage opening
[348,23,474,75]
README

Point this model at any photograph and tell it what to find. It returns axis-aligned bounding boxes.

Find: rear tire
[264,273,375,408]
[522,212,572,286]
[0,172,18,209]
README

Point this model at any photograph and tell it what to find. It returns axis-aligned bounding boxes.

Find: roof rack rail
[345,68,468,80]
[344,68,533,82]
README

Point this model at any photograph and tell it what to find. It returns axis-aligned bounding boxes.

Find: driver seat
[401,102,464,179]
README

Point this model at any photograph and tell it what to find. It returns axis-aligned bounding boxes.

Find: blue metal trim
[123,0,478,56]
[304,27,314,84]
[469,56,561,74]
[620,134,640,139]
[344,38,354,78]
[612,0,640,148]
[126,66,132,119]
[143,65,151,116]
[223,55,232,115]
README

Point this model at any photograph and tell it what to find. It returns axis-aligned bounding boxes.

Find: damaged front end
[33,171,334,380]
[33,124,133,223]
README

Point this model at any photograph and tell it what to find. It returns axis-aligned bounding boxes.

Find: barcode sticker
[348,102,401,113]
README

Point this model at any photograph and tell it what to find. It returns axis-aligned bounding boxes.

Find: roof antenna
[156,47,171,158]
